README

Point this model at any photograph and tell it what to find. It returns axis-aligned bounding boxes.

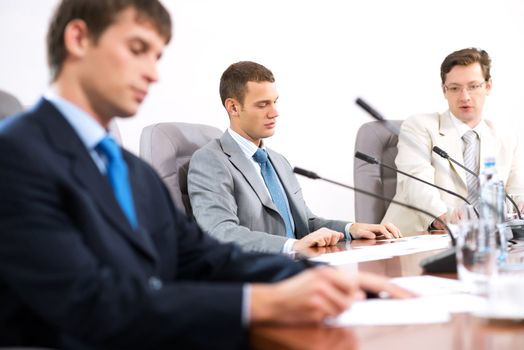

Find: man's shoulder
[191,137,223,159]
[483,118,520,143]
[0,105,52,156]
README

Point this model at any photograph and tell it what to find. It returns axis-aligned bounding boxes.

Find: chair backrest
[353,120,403,224]
[0,89,24,120]
[139,122,222,215]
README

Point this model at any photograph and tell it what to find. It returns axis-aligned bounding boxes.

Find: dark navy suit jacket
[0,99,308,349]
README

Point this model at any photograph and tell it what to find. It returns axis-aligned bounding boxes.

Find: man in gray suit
[188,61,401,253]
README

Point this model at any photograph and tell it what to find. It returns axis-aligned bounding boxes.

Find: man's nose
[458,88,472,100]
[269,104,279,118]
[144,59,159,84]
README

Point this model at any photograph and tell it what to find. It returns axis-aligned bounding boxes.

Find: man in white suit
[382,48,524,234]
[188,61,401,253]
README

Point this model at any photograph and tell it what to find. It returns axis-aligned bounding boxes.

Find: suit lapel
[36,99,157,262]
[220,132,279,213]
[478,120,500,171]
[268,149,309,235]
[438,111,467,186]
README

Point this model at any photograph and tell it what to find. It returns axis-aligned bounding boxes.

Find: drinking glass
[455,215,497,296]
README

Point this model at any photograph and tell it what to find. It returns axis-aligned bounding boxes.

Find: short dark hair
[440,48,491,84]
[219,61,275,107]
[47,0,172,81]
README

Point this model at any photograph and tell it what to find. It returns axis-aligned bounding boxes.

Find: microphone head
[355,98,385,121]
[293,167,320,180]
[432,146,449,159]
[355,151,379,164]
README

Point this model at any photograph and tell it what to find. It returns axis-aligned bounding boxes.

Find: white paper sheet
[326,298,451,326]
[308,235,451,266]
[391,275,467,296]
[326,276,487,327]
[309,249,392,265]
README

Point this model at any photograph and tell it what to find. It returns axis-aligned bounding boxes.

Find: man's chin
[114,105,139,119]
[454,112,481,125]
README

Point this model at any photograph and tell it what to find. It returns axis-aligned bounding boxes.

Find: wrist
[292,239,305,252]
[250,284,277,324]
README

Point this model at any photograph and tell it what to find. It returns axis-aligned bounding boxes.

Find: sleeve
[394,115,448,228]
[504,127,524,196]
[0,133,308,349]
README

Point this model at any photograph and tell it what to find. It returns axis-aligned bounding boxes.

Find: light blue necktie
[252,148,294,238]
[96,136,138,229]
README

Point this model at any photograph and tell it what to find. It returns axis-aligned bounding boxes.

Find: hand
[250,266,361,325]
[357,272,418,299]
[300,244,345,258]
[431,213,447,231]
[349,222,402,239]
[292,228,344,251]
[249,268,416,325]
[518,202,524,215]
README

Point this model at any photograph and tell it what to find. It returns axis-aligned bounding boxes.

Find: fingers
[259,267,359,324]
[384,222,402,238]
[305,229,344,247]
[354,230,377,240]
[352,223,402,239]
[357,272,418,299]
[311,268,356,316]
[331,231,344,245]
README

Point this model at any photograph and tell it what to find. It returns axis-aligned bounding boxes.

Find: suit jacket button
[148,276,163,290]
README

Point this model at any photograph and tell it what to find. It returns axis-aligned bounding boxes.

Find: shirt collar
[227,128,266,158]
[449,111,488,139]
[44,90,107,150]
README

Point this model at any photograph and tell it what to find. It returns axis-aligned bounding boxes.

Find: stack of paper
[326,276,486,326]
[310,234,451,266]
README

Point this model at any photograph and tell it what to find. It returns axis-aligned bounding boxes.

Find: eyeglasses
[443,81,486,95]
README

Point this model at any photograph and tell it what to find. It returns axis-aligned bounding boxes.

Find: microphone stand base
[420,248,457,273]
[507,220,524,239]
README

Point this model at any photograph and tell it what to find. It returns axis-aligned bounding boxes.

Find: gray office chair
[0,89,24,120]
[353,120,403,224]
[139,122,222,215]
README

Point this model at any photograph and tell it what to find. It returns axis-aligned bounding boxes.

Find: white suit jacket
[382,111,524,234]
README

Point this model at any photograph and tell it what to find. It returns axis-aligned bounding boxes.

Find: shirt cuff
[242,284,250,327]
[282,238,298,254]
[344,223,353,240]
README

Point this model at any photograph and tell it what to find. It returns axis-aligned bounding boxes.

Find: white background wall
[1,0,524,221]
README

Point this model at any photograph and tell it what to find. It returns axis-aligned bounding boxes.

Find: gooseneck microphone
[355,98,400,136]
[432,146,478,177]
[355,97,523,221]
[432,146,522,220]
[354,97,459,273]
[292,166,453,242]
[355,98,386,122]
[355,151,479,218]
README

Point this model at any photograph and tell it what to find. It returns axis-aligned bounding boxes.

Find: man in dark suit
[0,1,410,349]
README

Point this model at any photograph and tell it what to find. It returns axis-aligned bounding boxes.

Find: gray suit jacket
[188,131,348,253]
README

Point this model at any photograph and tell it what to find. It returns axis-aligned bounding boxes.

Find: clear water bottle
[478,157,507,262]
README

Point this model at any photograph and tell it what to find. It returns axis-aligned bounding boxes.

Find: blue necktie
[96,136,138,229]
[252,148,294,238]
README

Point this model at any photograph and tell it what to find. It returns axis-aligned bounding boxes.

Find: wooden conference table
[251,237,524,350]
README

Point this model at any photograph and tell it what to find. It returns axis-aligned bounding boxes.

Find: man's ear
[485,78,493,96]
[225,98,240,116]
[63,19,91,59]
